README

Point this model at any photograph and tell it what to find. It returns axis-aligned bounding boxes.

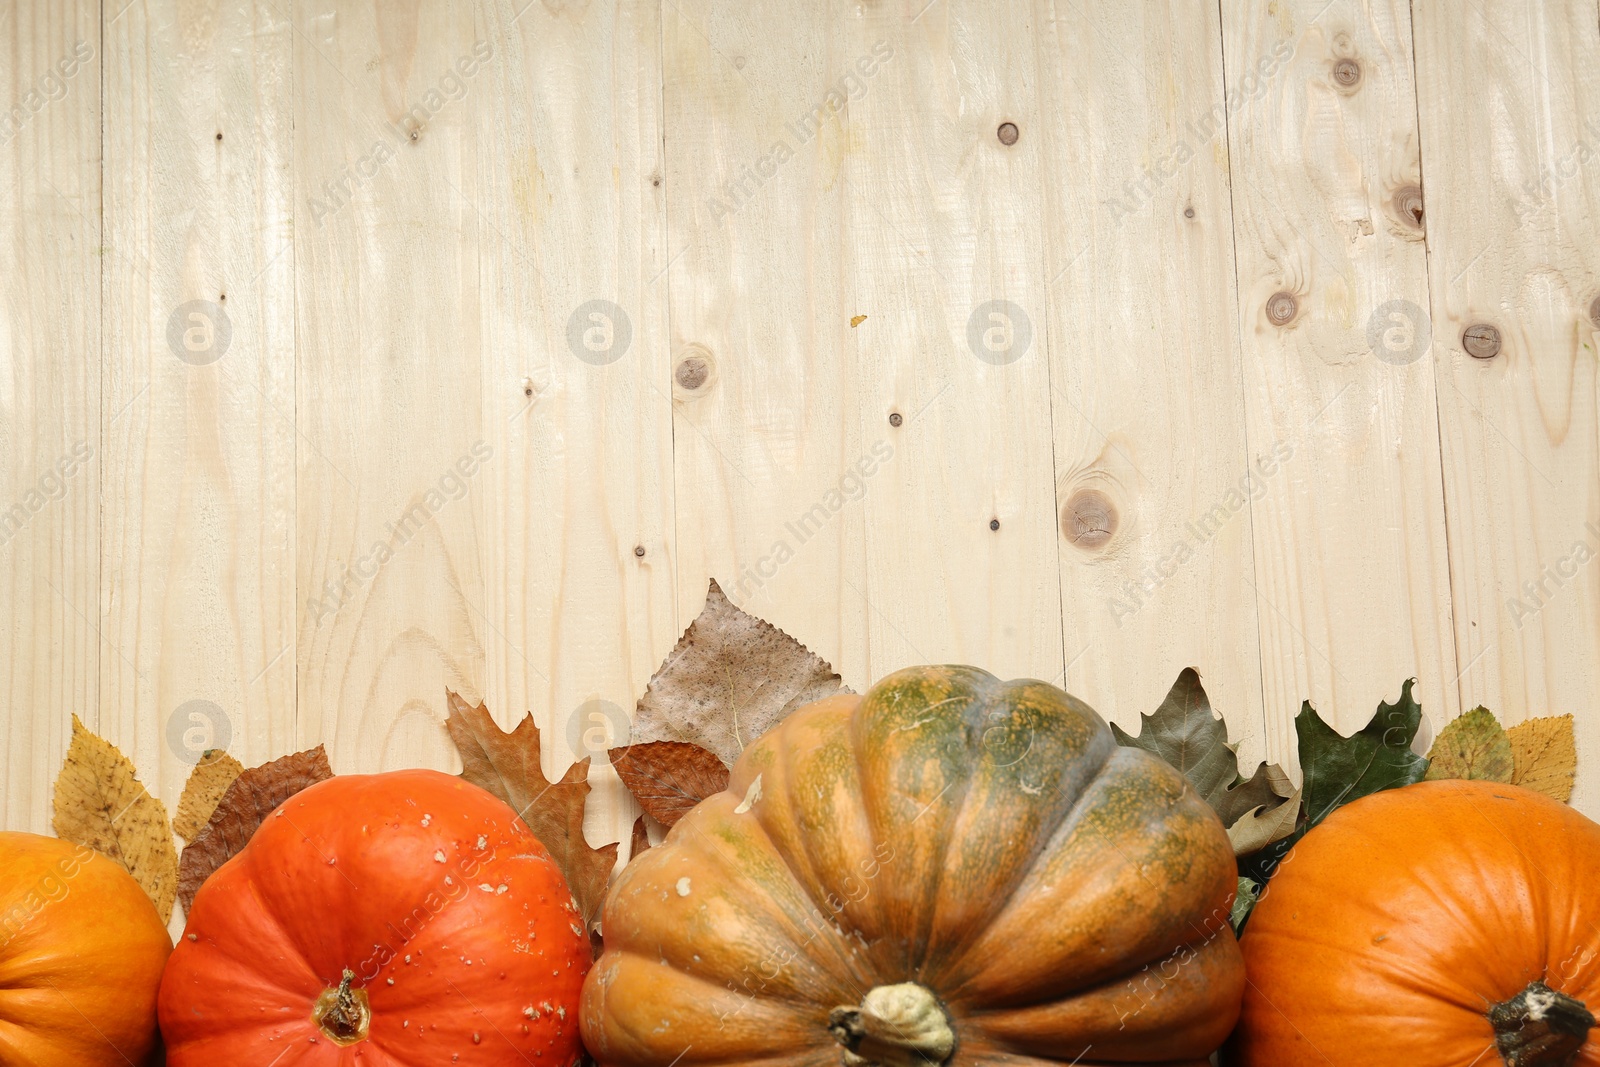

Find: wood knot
[1463,323,1501,359]
[1266,291,1298,326]
[1392,185,1424,229]
[1332,58,1362,89]
[996,122,1019,146]
[674,346,715,394]
[1589,295,1600,329]
[1061,490,1117,549]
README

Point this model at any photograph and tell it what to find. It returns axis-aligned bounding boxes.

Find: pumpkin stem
[828,983,954,1067]
[312,969,371,1046]
[1489,980,1594,1067]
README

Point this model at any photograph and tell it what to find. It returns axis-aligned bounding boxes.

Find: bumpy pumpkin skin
[583,665,1243,1067]
[1233,779,1600,1066]
[0,832,171,1067]
[159,769,589,1067]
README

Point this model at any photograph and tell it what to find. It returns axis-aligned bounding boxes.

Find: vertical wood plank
[0,4,100,832]
[1222,0,1458,748]
[100,0,295,813]
[468,0,674,850]
[1414,1,1600,810]
[1034,0,1267,755]
[845,3,1064,683]
[293,4,487,773]
[662,0,869,686]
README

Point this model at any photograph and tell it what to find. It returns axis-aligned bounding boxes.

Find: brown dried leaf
[1507,715,1577,802]
[172,751,245,840]
[1227,787,1303,856]
[445,692,617,928]
[610,741,730,828]
[629,816,651,862]
[177,745,333,914]
[632,579,849,766]
[53,715,179,922]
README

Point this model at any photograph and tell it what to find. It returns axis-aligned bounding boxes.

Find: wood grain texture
[100,0,297,831]
[0,3,99,833]
[1035,0,1266,763]
[293,3,491,774]
[661,0,870,687]
[467,0,674,850]
[3,0,1600,837]
[1414,0,1600,808]
[845,2,1064,682]
[1223,0,1458,752]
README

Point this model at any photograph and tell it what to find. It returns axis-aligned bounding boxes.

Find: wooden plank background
[3,0,1598,891]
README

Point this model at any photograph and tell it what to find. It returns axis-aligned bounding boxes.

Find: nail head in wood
[989,518,1000,531]
[1463,323,1501,359]
[997,122,1019,146]
[1267,291,1298,326]
[634,545,646,558]
[1184,206,1195,219]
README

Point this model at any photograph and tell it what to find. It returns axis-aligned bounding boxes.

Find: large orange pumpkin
[583,665,1244,1067]
[159,768,589,1066]
[1233,779,1600,1066]
[0,832,171,1066]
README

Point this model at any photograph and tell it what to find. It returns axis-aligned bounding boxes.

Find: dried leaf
[445,692,617,928]
[1227,787,1303,856]
[172,751,245,840]
[177,746,333,914]
[53,715,179,922]
[631,579,849,767]
[1231,877,1260,934]
[610,741,730,828]
[1507,715,1577,802]
[1113,668,1295,830]
[629,816,652,862]
[1425,707,1514,783]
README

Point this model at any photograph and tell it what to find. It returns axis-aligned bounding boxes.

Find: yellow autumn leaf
[1506,715,1577,803]
[52,715,179,922]
[173,751,245,840]
[1424,707,1513,783]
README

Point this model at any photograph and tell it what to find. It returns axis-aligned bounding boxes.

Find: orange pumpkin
[159,769,589,1066]
[583,665,1244,1067]
[0,832,171,1066]
[1233,779,1600,1066]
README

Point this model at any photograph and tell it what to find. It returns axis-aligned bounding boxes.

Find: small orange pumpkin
[583,665,1244,1067]
[0,832,171,1066]
[1233,779,1600,1066]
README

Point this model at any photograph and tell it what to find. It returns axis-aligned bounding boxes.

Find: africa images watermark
[729,440,894,602]
[306,441,494,623]
[308,40,496,228]
[1506,521,1600,630]
[0,40,94,148]
[0,441,94,551]
[1106,39,1295,222]
[1109,441,1295,627]
[0,842,97,953]
[704,41,895,226]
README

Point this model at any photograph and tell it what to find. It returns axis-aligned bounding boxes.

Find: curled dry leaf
[177,745,333,914]
[1506,715,1577,802]
[629,816,652,863]
[444,691,617,930]
[1112,668,1296,831]
[53,715,179,922]
[1227,787,1303,857]
[1425,707,1513,783]
[609,741,730,828]
[172,751,245,840]
[631,578,850,767]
